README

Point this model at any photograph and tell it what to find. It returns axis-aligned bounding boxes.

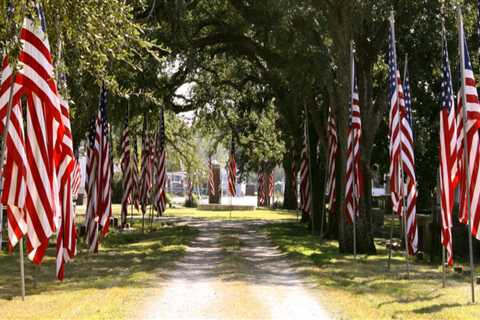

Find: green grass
[262,222,480,320]
[0,222,198,320]
[76,205,298,222]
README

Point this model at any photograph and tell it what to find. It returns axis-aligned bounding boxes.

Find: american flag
[387,16,404,219]
[131,136,140,210]
[0,59,27,251]
[227,137,236,197]
[71,159,81,199]
[268,170,274,200]
[154,107,167,215]
[345,56,362,225]
[5,5,66,264]
[140,117,150,215]
[208,157,215,197]
[120,113,132,227]
[56,95,77,280]
[300,120,312,216]
[95,87,112,237]
[456,23,480,240]
[85,117,98,253]
[258,171,265,206]
[402,67,418,255]
[439,30,457,266]
[326,107,338,215]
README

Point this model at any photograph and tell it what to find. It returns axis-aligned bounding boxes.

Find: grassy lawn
[262,222,480,320]
[0,222,198,320]
[76,205,298,222]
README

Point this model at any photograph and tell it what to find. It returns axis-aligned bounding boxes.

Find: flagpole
[350,40,357,263]
[435,169,446,288]
[390,11,409,279]
[304,103,315,235]
[457,8,476,304]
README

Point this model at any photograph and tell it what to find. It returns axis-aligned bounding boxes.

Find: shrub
[184,194,198,208]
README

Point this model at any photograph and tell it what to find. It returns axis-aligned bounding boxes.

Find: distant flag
[120,113,132,227]
[268,170,274,201]
[326,107,338,215]
[140,116,150,215]
[402,65,418,255]
[345,54,362,225]
[154,107,167,216]
[208,157,215,197]
[132,137,140,210]
[300,120,312,217]
[258,171,265,206]
[227,137,237,197]
[85,117,98,253]
[72,159,81,199]
[439,29,458,266]
[456,22,480,240]
[95,86,112,237]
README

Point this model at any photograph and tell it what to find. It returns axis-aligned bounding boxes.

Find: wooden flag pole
[458,8,476,304]
[435,169,447,288]
[390,12,409,279]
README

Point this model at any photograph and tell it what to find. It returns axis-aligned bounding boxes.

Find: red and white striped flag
[154,107,167,215]
[95,87,112,237]
[85,118,98,253]
[258,171,265,206]
[140,122,151,215]
[326,107,337,215]
[388,16,418,255]
[0,58,27,251]
[439,30,458,266]
[345,57,362,225]
[268,171,274,201]
[132,137,140,210]
[120,114,132,227]
[456,25,480,240]
[9,6,66,264]
[71,159,81,199]
[300,121,311,217]
[227,138,236,197]
[402,67,418,255]
[208,158,215,197]
[56,96,77,280]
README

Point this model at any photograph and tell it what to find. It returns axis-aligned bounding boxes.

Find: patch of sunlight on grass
[76,204,297,222]
[261,221,480,320]
[0,223,198,320]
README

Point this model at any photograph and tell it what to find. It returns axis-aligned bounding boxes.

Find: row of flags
[297,10,480,267]
[0,4,79,280]
[120,108,167,225]
[439,13,480,266]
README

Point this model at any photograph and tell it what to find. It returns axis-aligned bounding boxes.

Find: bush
[272,200,283,209]
[184,194,198,208]
[166,193,173,208]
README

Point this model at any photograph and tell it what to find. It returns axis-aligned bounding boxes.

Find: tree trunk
[282,152,298,210]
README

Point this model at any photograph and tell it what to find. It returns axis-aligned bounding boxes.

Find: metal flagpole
[391,12,409,278]
[457,8,476,303]
[350,40,357,263]
[304,103,315,235]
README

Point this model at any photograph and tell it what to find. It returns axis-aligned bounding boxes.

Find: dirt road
[141,219,331,320]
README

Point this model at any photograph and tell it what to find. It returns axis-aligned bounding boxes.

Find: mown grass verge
[262,222,480,320]
[0,222,198,320]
